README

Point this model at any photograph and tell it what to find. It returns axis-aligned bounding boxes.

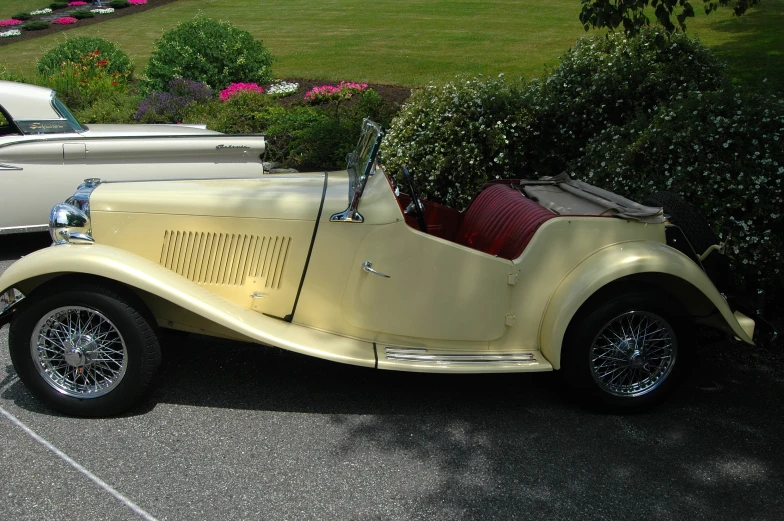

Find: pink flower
[0,19,24,27]
[52,17,78,25]
[219,82,264,101]
[128,0,148,4]
[68,1,88,5]
[304,81,368,103]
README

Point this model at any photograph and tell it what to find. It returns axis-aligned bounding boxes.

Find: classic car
[0,80,265,234]
[0,119,755,417]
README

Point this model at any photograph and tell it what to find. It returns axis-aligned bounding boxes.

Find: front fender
[0,244,375,368]
[540,241,754,369]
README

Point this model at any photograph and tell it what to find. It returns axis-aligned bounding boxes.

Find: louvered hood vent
[159,231,290,288]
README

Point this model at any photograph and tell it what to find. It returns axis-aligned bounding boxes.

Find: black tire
[561,290,687,411]
[643,191,731,292]
[9,283,161,417]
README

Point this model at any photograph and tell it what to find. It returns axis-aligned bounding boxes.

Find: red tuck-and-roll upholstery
[455,184,555,260]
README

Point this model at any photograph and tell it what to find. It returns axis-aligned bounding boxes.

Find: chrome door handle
[362,261,390,278]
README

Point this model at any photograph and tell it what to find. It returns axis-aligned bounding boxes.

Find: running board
[379,347,552,373]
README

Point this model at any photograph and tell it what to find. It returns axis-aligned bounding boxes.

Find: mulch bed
[0,0,181,47]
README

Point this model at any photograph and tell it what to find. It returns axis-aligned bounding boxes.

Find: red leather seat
[456,184,555,260]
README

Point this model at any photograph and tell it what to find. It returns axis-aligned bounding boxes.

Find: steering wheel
[401,166,427,233]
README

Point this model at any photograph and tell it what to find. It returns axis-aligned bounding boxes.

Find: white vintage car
[0,80,265,234]
[0,120,755,416]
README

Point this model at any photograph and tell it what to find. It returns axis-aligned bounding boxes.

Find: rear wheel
[561,291,686,410]
[9,283,161,417]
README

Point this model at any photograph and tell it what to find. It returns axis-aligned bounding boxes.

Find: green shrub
[49,2,68,9]
[380,75,533,208]
[22,21,49,31]
[572,87,784,288]
[183,88,393,170]
[70,10,95,20]
[108,0,130,8]
[73,94,142,124]
[143,14,273,93]
[38,37,134,78]
[12,13,32,21]
[521,28,728,175]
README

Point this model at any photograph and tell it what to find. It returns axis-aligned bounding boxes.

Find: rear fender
[540,241,754,369]
[0,244,375,367]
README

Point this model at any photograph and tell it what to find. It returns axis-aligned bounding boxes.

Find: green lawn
[1,0,781,89]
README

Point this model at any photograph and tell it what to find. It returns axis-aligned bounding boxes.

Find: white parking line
[0,405,159,521]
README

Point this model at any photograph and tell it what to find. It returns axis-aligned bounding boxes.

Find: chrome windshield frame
[330,119,384,223]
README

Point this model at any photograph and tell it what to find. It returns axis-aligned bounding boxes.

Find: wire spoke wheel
[31,306,128,398]
[589,311,677,398]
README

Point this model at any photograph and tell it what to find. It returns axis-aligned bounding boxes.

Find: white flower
[30,8,52,15]
[0,29,21,38]
[91,8,115,14]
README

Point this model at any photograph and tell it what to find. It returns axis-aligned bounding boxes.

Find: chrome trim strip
[98,173,324,184]
[385,348,537,364]
[0,163,22,171]
[0,224,48,235]
[0,133,267,150]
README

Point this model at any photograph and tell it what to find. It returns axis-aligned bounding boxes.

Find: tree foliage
[579,0,761,35]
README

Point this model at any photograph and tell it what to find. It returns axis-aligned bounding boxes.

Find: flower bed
[219,82,264,101]
[52,17,78,25]
[0,19,23,27]
[0,29,21,38]
[92,8,115,14]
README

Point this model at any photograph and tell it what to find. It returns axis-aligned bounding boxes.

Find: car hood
[89,174,327,221]
[79,124,221,137]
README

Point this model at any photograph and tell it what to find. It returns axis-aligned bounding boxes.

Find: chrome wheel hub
[31,306,128,398]
[589,311,677,398]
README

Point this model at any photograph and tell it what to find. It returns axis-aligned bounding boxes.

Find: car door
[341,220,514,342]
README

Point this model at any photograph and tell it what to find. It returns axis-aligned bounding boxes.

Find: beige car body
[0,80,265,234]
[0,165,754,374]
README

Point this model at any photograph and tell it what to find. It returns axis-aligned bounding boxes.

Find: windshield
[346,119,383,196]
[331,119,384,223]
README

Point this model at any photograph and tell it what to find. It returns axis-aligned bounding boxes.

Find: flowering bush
[143,14,274,93]
[38,37,134,79]
[0,29,21,38]
[30,8,53,15]
[219,82,264,101]
[52,17,78,24]
[40,50,131,110]
[0,19,24,27]
[128,0,147,4]
[518,28,728,176]
[573,87,784,288]
[69,1,88,5]
[92,8,115,14]
[381,75,532,208]
[304,81,368,103]
[267,81,299,99]
[136,79,213,123]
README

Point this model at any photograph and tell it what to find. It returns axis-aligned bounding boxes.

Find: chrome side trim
[0,163,22,171]
[0,224,48,235]
[385,348,537,364]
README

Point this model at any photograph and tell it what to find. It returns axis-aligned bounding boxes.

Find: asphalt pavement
[1,234,782,520]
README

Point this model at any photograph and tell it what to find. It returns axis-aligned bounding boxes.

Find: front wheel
[561,291,686,410]
[9,283,161,417]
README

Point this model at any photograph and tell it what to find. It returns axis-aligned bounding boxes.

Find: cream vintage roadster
[0,120,755,416]
[0,80,265,234]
